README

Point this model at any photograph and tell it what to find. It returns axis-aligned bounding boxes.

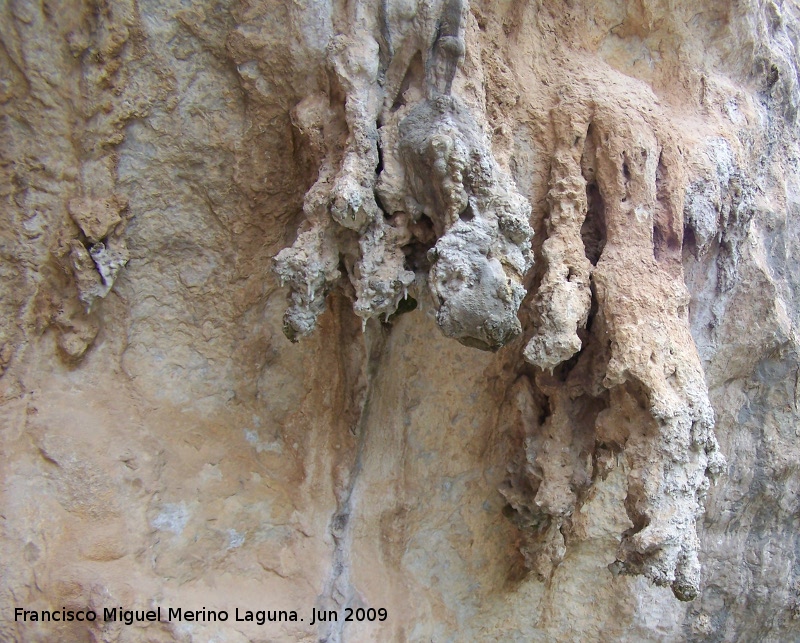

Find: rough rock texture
[511,96,726,601]
[275,0,532,349]
[2,0,800,641]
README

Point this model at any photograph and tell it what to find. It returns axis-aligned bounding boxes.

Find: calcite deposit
[275,0,532,349]
[277,0,724,602]
[511,96,726,601]
[2,0,800,641]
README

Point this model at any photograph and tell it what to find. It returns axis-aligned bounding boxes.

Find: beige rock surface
[2,0,800,641]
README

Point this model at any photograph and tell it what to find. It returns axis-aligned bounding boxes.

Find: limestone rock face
[1,0,800,641]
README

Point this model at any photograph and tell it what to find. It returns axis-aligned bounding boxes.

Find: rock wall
[1,0,799,641]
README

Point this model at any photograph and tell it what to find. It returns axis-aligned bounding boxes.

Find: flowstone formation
[274,0,726,604]
[393,96,533,348]
[504,96,725,601]
[6,0,800,640]
[274,0,533,350]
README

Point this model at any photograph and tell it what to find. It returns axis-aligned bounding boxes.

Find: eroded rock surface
[512,98,725,600]
[2,0,800,641]
[275,0,532,350]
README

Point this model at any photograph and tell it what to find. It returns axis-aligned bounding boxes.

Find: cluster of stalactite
[274,0,723,601]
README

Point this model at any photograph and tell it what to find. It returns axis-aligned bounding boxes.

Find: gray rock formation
[275,0,532,350]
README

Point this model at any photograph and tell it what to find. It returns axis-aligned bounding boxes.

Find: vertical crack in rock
[317,326,385,643]
[274,0,532,350]
[512,98,725,601]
